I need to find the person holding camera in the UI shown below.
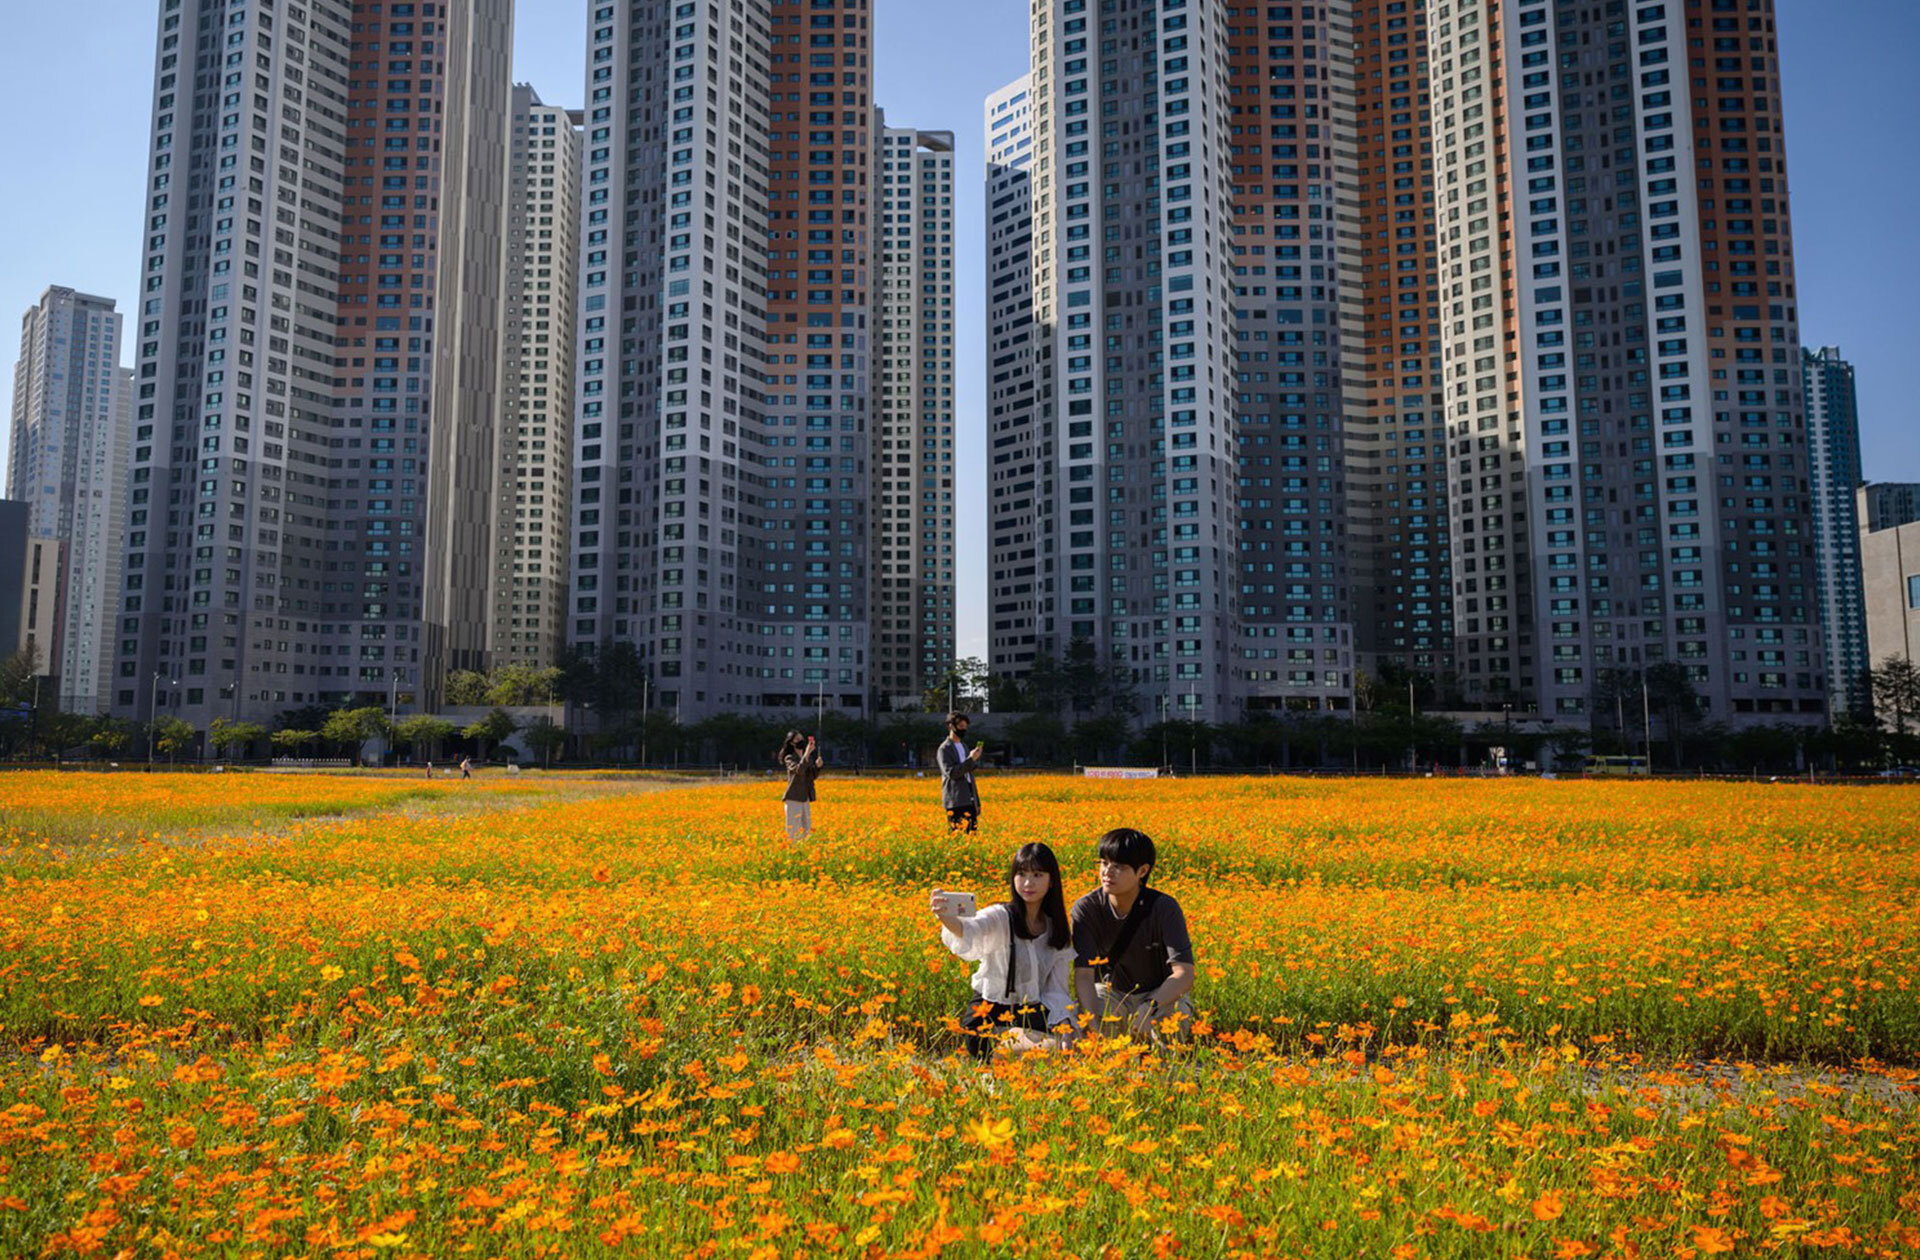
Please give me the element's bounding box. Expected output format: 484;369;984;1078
937;711;983;833
930;842;1075;1058
778;730;824;841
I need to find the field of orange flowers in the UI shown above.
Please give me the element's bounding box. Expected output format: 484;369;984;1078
1;771;1916;1258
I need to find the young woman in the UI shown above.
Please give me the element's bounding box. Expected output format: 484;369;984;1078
930;842;1075;1058
778;730;824;841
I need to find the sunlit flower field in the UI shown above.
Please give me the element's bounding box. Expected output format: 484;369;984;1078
2;771;1916;1258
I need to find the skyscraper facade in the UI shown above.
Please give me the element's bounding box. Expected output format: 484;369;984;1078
7;287;129;714
1338;0;1450;687
1425;0;1824;726
1021;0;1243;722
1803;346;1865;717
1224;3;1355;714
569;0;885;720
490;87;583;670
875;125;956;710
115;0;511;732
984;77;1043;690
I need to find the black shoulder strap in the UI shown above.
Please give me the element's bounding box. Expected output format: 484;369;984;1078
1103;889;1160;986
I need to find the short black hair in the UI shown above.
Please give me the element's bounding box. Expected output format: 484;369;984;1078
946;711;971;732
1096;828;1157;880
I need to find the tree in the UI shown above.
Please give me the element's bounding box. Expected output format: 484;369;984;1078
521;717;567;767
1070;714;1133;766
1644;662;1703;768
151;715;195;764
272;728;320;758
1004;712;1068;766
985;672;1030;713
0;644;41;707
1871;655;1920;737
923;656;989;715
207;719;266;760
486;663;563;708
322;706;390;765
463;707;519;763
90;718;134;759
391;714;456;763
444;669;491;707
876;715;945;767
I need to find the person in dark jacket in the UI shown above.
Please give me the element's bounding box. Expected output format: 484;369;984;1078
937;711;983;833
779;730;824;841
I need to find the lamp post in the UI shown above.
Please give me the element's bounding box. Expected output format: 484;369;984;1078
640;674;650;768
1407;678;1417;774
1501;700;1513;775
1642;677;1654;773
148;670;164;771
1160;693;1169;772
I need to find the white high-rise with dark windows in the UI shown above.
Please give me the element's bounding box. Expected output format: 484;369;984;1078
114;0;512;732
876;124;956;710
1426;0;1825;728
491;87;583;670
7;287;130;715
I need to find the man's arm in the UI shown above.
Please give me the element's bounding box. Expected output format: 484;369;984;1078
1146;960;1196;1011
1073;966;1102;1035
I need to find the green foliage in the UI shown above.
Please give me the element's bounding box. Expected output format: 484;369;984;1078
207;719;267;758
322;706;390;764
444;669;491;707
391;715;457;760
271;729;320;756
150;715;195;760
462;708;518;759
520;716;567;763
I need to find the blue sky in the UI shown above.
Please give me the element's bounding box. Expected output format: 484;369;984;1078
2;0;1913;664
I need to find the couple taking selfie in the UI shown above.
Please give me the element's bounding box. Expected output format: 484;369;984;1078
930;828;1195;1057
778;711;986;841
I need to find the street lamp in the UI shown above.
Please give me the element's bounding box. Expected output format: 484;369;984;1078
148;670;165;771
1501;701;1513;775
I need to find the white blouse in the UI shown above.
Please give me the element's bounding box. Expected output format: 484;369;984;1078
940;902;1075;1029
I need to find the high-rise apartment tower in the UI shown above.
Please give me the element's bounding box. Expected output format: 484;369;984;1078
1425;0;1824;726
490;87;583;670
7;287;129;714
875;124;956;710
115;0;512;732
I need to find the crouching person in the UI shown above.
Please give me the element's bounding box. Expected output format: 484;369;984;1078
930;843;1075;1058
1071;827;1196;1043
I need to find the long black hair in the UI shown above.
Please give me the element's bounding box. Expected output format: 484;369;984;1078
1005;842;1071;949
777;730;807;764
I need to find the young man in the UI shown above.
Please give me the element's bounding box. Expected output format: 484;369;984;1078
936;711;983;833
1070;828;1196;1041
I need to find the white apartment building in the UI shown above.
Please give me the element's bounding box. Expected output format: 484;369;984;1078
490;87;583;669
876;124;956;710
7;287;129;715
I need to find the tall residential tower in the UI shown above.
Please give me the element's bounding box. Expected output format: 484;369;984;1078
1425;0;1824;726
115;0;512;731
1804;345;1865;717
875;125;956;710
490;87;583;669
7;287;129;714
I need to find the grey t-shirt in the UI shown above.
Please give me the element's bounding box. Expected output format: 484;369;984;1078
1069;888;1193;996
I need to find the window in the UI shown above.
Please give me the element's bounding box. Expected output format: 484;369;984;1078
1909;575;1920;610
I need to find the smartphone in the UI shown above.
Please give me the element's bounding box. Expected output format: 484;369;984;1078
941;890;977;918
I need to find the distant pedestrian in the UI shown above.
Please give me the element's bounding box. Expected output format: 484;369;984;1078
424;761;433;780
938;711;983;833
779;730;825;841
460;756;472;780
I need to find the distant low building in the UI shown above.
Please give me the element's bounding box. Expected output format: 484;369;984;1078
1861;483;1920;534
1862;521;1920;678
